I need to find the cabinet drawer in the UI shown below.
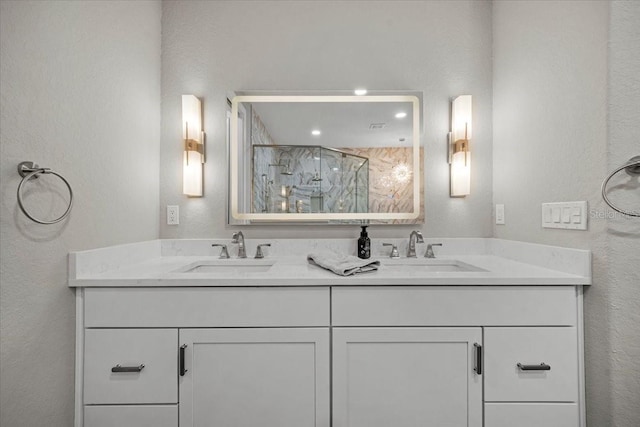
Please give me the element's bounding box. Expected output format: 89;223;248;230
484;327;578;402
84;329;177;404
84;287;329;327
485;403;578;427
84;405;177;427
332;286;577;326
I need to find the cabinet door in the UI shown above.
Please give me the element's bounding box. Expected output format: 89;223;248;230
179;328;330;427
333;327;482;427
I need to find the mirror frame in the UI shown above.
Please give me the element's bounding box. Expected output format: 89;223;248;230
230;95;421;222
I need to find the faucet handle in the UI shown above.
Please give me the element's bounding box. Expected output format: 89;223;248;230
255;243;271;259
425;243;443;258
382;243;400;258
211;244;230;259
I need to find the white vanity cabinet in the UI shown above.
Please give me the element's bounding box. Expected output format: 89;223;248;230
79;287;330;427
76;284;585;427
332;286;584;427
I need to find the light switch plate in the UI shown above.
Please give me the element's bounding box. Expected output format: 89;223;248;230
542;201;587;230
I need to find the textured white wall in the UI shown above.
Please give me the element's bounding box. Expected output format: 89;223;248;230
160;0;494;240
0;1;161;426
606;2;640;426
493;1;639;426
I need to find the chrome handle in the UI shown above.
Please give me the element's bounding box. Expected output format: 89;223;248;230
180;344;188;376
425;243;443;258
382;243;399;258
474;343;482;375
255;243;271;259
211;244;230;259
517;362;551;371
111;364;144;373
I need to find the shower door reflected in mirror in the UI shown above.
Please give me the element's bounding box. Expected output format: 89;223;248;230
229;95;423;224
253;145;368;215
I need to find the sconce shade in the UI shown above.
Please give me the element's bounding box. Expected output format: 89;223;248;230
452;95;472;141
450;150;471;196
449;95;472;197
182;95;204;197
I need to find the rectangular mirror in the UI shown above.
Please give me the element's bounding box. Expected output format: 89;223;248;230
229;94;422;224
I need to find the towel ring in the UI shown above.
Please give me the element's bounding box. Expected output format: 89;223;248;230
601;155;640;217
17;161;74;224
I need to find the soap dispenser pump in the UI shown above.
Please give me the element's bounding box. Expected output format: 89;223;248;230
357;226;371;259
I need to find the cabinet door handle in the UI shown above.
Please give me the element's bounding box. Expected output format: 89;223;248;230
474;343;482;375
179;344;188;376
111;364;144;373
517;362;551;371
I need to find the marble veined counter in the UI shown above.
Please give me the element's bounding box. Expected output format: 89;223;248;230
68;238;591;287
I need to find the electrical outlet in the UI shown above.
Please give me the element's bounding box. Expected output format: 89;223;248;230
167;205;179;225
496;204;505;225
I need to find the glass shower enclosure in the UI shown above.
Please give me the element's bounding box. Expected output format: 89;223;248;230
252;145;369;214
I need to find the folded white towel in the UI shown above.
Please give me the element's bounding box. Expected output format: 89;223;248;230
307;252;380;276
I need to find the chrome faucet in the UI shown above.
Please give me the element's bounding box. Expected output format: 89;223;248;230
231;231;247;258
407;230;424;258
425;243;443;259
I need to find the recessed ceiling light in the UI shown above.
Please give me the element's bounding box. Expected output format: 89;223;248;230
311;129;321;136
354;88;367;96
395;112;407;119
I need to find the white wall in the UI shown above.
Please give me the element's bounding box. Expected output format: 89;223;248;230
606;2;640;426
493;1;639;426
160;0;494;240
0;1;161;426
493;0;609;247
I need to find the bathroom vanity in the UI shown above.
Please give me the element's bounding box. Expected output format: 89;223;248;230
70;238;591;427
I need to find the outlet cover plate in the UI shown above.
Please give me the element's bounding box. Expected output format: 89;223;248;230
496;204;505;225
167;205;179;225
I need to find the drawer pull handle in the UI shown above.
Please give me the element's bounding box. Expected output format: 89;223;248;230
474;343;482;375
111;364;145;373
517;362;551;371
180;344;188;376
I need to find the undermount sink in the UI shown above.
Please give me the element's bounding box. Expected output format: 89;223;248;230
176;259;276;273
381;259;486;273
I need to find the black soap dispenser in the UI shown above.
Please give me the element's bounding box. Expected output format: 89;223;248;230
358;226;371;259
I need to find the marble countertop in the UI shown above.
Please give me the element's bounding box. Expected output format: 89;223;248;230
68;238;592;287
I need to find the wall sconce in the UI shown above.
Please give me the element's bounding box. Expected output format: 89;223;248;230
182;95;205;197
448;95;472;197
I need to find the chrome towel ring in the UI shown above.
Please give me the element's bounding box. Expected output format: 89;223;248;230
601;155;640;217
17;161;74;224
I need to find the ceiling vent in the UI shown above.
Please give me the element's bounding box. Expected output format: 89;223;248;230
369;123;386;130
